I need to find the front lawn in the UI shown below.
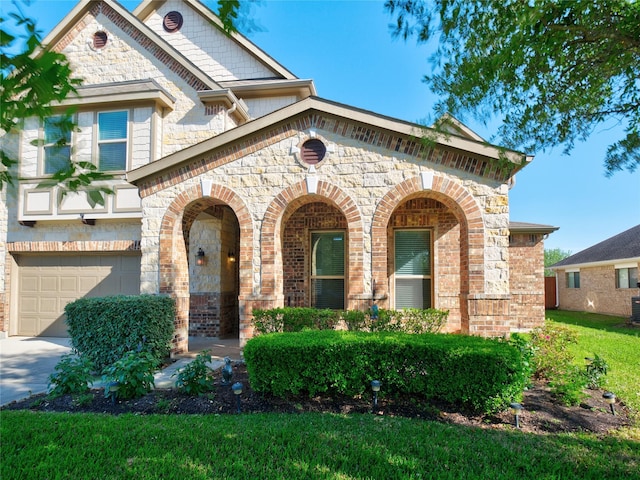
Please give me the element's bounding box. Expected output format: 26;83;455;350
545;310;640;413
2;410;639;479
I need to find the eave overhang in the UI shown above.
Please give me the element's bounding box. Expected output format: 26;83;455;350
127;96;530;186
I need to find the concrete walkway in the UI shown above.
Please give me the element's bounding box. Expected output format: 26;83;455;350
0;336;72;406
0;336;243;406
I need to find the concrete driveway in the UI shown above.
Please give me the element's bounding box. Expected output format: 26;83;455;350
0;336;71;406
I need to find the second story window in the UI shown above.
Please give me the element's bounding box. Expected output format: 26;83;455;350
43;116;72;174
98;111;128;171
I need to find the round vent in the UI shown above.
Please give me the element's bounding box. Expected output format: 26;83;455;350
301;139;327;165
163;11;183;33
92;31;108;49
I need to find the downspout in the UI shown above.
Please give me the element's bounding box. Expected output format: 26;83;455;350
224;102;237;132
555;271;560;308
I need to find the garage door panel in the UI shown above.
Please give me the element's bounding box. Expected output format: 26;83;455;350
17;254;141;337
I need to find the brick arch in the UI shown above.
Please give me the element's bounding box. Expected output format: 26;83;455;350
261;180;364;307
158;182;254;352
371;174;484;302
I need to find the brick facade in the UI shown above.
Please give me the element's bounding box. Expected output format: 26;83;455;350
0;0;552;349
556;264;640;317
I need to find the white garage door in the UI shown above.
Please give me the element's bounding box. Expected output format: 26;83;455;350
16;254;141;337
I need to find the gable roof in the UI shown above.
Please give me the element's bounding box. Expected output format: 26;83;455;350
127;95;529;186
133;0;298;80
40;0;314;115
551;224;640;268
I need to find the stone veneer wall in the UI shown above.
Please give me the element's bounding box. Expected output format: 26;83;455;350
509;233;546;331
556;264;640;317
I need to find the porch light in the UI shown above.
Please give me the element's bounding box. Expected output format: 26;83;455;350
196;248;206;266
228;250;236;262
510;402;523;428
603;392;616;415
371;380;381;409
232;382;243;413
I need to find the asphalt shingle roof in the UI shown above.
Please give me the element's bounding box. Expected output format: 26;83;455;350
551;224;640;268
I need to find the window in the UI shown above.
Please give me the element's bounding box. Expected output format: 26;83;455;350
566;271;580;289
616;267;638;289
43;116;72;174
395;230;432;309
98;111;128;171
311;232;345;309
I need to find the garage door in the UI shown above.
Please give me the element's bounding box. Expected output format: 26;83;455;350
16;254;141;337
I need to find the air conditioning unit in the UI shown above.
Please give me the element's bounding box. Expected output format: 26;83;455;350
631;296;640;324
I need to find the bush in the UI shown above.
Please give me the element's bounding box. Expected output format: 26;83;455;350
48;354;94;397
102;350;156;400
252;307;339;333
529;323;578;379
65;295;175;371
243;330;527;414
585;354;609;389
252;307;449;335
549;365;588;406
173;351;213;395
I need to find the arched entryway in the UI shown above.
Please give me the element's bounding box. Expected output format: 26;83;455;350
260;181;365;310
158;183;253;354
371;174;485;334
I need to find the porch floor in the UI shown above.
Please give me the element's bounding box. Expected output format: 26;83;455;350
176;337;243;361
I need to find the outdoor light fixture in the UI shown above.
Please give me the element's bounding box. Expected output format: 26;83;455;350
510;402;523;428
228;250;236;262
371;380;381;410
232;382;243;413
603;392;616;415
108;381;120;405
196;248;205;266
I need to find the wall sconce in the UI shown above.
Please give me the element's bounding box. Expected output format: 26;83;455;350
196;248;205;266
228;250;236;262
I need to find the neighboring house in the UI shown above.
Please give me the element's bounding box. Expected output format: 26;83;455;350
550;224;640;318
0;0;557;353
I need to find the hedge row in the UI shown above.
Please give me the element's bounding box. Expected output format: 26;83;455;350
65;295;175;371
243;330;527;414
252;307;449;334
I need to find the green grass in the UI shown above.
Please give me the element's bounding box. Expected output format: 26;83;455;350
2;410;639;480
545;310;640;413
3;313;639;479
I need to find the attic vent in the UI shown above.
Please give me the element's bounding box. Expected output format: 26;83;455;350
301;139;327;165
163;11;183;33
92;31;108;49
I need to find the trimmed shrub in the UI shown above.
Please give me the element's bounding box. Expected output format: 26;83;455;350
243;330;527;414
252;307;339;333
65;295;175;371
252;307;449;335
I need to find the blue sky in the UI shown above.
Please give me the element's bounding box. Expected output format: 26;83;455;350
6;0;639;254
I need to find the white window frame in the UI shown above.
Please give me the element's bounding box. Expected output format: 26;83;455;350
96;109;129;172
393;229;433;310
566;270;580;289
615;266;638;289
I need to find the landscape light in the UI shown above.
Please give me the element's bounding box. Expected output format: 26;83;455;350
510;402;523;428
603;392;616;415
232;382;243;413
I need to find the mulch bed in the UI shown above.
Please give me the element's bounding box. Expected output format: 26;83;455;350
2;361;633;435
